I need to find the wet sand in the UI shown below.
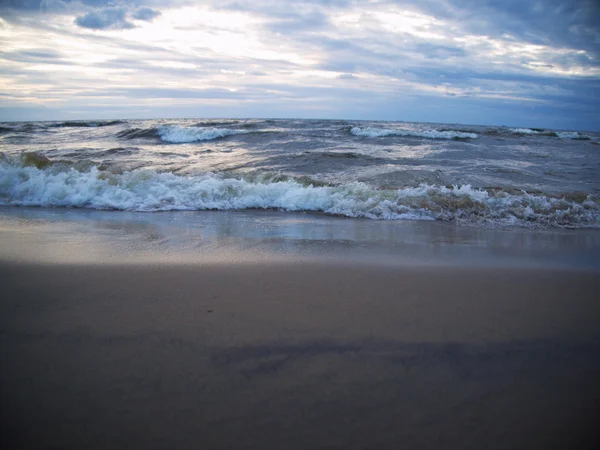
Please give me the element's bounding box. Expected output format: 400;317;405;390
2;262;600;450
1;209;600;449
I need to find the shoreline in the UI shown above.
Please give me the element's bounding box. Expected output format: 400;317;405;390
2;206;600;269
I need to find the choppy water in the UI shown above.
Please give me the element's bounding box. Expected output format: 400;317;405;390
1;118;599;228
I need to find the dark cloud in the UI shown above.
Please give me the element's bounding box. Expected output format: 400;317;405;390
0;0;40;8
407;65;599;90
132;7;160;21
413;42;466;59
218;0;599;59
0;0;115;10
406;0;600;57
74;7;134;30
266;10;330;34
0;48;71;64
1;2;162;29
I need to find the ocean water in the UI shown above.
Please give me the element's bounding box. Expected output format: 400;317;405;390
1;118;599;228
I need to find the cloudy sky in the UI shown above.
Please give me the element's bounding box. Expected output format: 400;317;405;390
1;0;599;129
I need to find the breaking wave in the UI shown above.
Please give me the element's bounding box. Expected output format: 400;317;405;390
508;128;591;139
1;158;597;228
116;126;245;143
157;126;244;143
510;128;543;135
555;131;591;140
350;126;479;140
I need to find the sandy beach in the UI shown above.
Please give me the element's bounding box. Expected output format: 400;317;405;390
1;208;600;449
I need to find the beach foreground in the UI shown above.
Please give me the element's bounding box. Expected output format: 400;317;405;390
1;209;600;449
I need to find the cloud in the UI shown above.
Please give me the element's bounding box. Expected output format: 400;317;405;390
74;7;134;30
132;7;160;22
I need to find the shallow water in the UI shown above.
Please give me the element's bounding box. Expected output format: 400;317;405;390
2;207;599;269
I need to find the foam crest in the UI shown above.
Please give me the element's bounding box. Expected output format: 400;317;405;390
555;131;591;140
157;126;244;143
1;162;598;228
510;128;540;134
509;128;591;139
351;127;478;140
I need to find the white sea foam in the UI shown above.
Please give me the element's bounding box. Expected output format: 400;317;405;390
510;128;539;134
1;162;598;228
555;131;590;140
157;126;244;143
350;127;478;140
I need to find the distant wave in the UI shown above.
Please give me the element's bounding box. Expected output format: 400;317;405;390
0;120;126;134
116;128;159;140
508;128;591;139
193;120;240;127
49;120;126;128
350;126;479;140
0;123;43;134
555;131;591;140
508;128;557;137
157;126;245;143
116;126;246;143
1;156;597;228
510;128;543;135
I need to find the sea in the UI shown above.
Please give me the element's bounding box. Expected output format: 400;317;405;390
1;118;599;229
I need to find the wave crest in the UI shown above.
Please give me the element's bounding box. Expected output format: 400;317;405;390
157;126;244;143
510;128;541;135
555;131;591;140
351;127;478;140
1;161;597;228
116;126;245;143
507;128;591;139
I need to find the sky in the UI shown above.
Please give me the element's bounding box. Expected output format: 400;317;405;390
0;0;599;130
